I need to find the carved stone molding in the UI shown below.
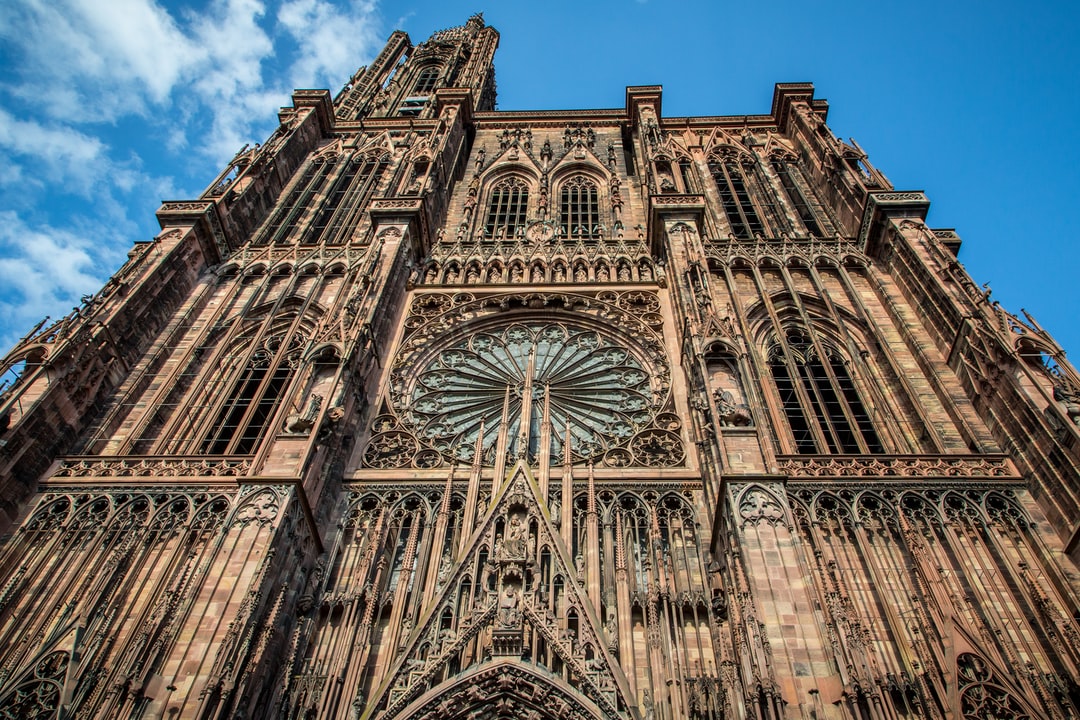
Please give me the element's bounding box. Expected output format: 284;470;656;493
778;454;1016;481
51;455;252;478
704;235;868;268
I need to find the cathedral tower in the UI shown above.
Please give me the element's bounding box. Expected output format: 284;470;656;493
0;15;1078;720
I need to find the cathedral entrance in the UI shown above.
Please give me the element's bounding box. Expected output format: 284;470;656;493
389;660;618;720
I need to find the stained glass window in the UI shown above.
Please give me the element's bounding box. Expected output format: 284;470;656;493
405;322;654;463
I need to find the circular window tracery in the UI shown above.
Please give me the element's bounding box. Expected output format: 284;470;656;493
404;321;656;464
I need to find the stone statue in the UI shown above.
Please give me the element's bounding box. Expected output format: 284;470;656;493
714;389;752;427
285;394;323;435
1054;385;1080;426
498;586;520;626
504;515;526;558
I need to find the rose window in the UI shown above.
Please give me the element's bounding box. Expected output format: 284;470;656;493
402;322;658;463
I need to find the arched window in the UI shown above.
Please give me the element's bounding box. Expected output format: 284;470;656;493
413;66;440;95
483;176;529;238
201;332;303;455
258;155;335;245
559;175;601;238
305;152;389;245
708;157;763;239
768;329;883;454
771;159;824;238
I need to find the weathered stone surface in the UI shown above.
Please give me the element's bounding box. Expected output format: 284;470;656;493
0;14;1077;720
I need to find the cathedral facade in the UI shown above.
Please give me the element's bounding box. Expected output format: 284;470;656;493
1;14;1079;720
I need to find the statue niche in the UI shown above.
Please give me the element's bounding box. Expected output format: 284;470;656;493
705;346;752;427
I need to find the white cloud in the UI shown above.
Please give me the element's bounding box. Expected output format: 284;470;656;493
0;211;129;349
0;0;199;120
0;0;385;164
278;0;381;90
0;0;386;346
0;109;140;197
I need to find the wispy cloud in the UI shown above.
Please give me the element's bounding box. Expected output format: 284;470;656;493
0;109;141;198
0;0;198;121
0;0;386;348
0;211;129;349
279;0;381;90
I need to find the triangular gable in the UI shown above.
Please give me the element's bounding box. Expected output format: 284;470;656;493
366;460;638;720
476;137;545;181
947;619;1042;718
548;142;612;182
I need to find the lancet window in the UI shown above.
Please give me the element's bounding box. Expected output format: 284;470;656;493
708;157;764;239
257;157;334;245
771;159;824;238
559;175;601;238
304;152;389;245
483;176;530;239
200;330;305;455
767;328;883;454
413;66;440;95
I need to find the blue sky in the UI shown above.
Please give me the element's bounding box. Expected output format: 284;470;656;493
1;0;1077;360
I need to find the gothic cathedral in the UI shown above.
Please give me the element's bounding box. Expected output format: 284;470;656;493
1;15;1079;720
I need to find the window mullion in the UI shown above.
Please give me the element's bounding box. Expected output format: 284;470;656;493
812;350;868;453
797;360;838;453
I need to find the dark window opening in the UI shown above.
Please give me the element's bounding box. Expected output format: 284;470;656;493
413;67;440;95
772;160;824;237
258;160;328;245
709;159;764;239
560;175;601;238
770;330;883;454
484;177;529;239
201;346;293;455
306;154;388;245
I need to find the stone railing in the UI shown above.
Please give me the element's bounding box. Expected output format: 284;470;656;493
52;455;252;478
778;454;1016;480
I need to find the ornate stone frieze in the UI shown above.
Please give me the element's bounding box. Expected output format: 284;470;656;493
704;234;868;267
52;455;252;478
778;454;1016;480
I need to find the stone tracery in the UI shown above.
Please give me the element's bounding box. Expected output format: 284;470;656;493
364;291;683;469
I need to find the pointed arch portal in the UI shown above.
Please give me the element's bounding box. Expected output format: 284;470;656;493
385;657;623;720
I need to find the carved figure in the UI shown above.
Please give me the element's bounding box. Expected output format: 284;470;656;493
504;515;526;558
285;394;323;434
714;389;752;427
1054;385;1080;426
498;586;520;626
642;689;656;720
